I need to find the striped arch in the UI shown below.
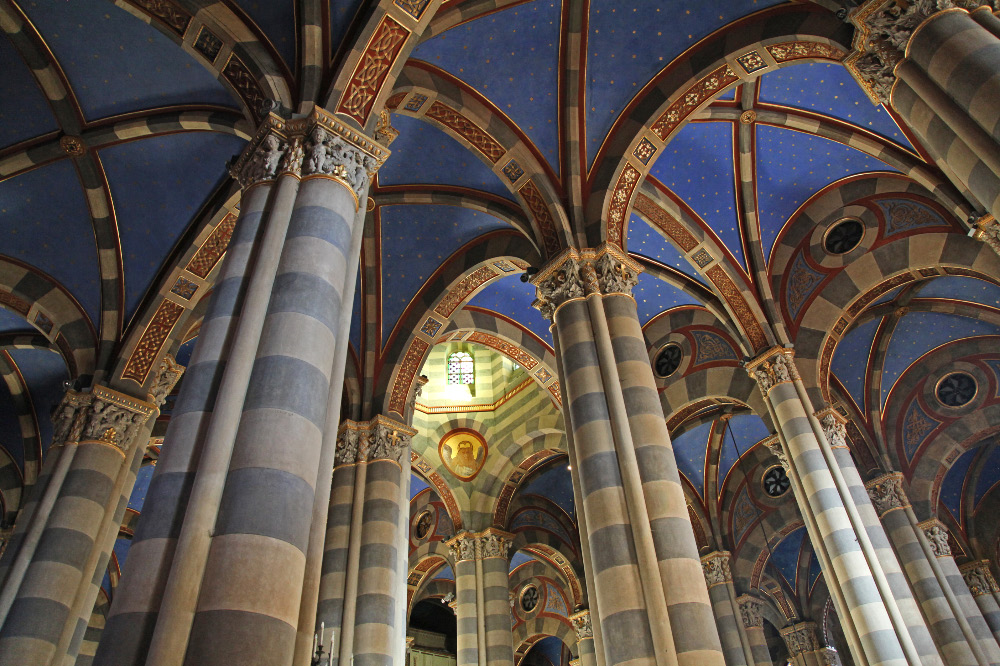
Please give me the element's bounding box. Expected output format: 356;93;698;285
373;187;535;242
792;236;1000;409
409;578;456;618
0;350;40;489
388;62;570;258
376;231;544;420
588;4;852;246
0;444;23;527
407;546;453;617
114;0;294;119
0;108;252;183
510;539;584;609
490;437;565;528
420;0;527;41
513;620;578;664
411;450;465;531
0;258;97;381
323;0;447;132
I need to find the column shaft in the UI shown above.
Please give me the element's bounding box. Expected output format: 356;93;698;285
454;558;479;666
183;174;356;665
319;459;359;666
736;596;772;666
960;562;1000;644
481;553;513;666
94;181;273;666
702;553;748;666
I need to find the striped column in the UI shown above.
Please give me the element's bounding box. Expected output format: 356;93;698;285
535;245;725;666
446;530;514;666
94;177;276;666
0;385;156;666
181;114;386;666
747;347;941;666
571;610;597;666
917;519;1000;664
960;562;1000;643
449;534;481;666
701;552;749;666
319;418;414;666
817;413;941;665
865;473;983;665
479;531;514;666
849;3;1000;232
353;417;413;666
736;596;772;666
779;622;823;666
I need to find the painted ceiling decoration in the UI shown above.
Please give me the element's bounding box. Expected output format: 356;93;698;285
3;0;1000;663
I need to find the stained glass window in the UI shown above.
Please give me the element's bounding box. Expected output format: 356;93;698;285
447;351;474;385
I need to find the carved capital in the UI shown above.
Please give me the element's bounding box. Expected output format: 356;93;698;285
737;595;764;628
746;347;796;394
815;408;849;449
570;609;593;640
701;551;733;587
780;621;820;658
865;472;910;517
822;647;844;666
56;385;157;452
336;416;415;466
148;354;184;407
845;0;997;104
960;560;1000;597
447;528;513;562
763;435;789;470
972;214;1000;256
531;245;643;319
447;532;478;563
918;518;952;557
229;108;390;196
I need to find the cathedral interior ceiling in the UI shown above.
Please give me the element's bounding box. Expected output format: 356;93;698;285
1;0;1000;628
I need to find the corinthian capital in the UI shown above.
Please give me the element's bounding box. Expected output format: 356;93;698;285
960;560;1000;597
447;532;478;563
52;385;157;453
701;551;733;587
763;435;789;470
972;214;1000;256
368;415;415;463
815;408;849;449
477;528;514;559
229;118;293;188
846;0;997;104
531;244;643;319
918;518;952;558
737;595;764;628
781;621;820;658
865;472;909;517
148;354;184;408
570;609;593;640
335;422;362;466
746;348;796;394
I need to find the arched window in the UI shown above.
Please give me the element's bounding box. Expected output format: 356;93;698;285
447;351;474;385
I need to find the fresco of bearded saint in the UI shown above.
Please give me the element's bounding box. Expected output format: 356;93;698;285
441;437;485;480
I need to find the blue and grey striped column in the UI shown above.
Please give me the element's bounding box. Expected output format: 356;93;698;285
536;245;725;666
701;552;750;666
960;561;1000;644
95;169;276;666
448;533;481;666
0;385;156;666
736;596;772;666
748;348;941;666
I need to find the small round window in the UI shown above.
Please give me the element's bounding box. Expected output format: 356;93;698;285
762;465;790;498
654;343;682;378
824;218;865;255
519;584;539;613
414;510;433;539
936;372;977;408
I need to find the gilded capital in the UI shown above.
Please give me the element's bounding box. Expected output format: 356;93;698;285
918;518;952;558
845;0;997;105
52;385;157;453
746;347;796;394
701;551;733;587
148;354;184;408
972;214;1000;256
531;244;642;319
335;416;415;466
570;609;593;640
815;408;849;449
960;560;1000;597
447;532;478;563
446;528;514;562
780;621;820;658
737;595;764;628
865;472;909;517
763;435;789;470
